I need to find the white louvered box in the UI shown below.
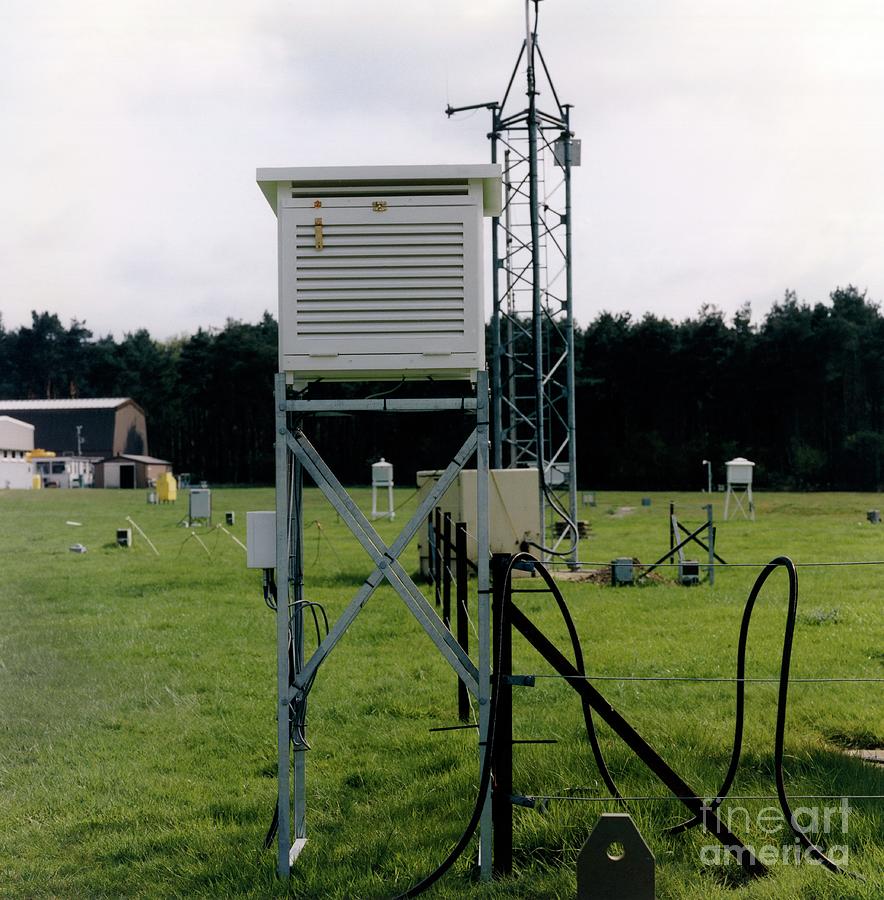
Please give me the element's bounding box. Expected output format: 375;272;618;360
257;165;501;381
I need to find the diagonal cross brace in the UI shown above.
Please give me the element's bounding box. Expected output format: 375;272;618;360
638;520;712;580
286;428;480;696
676;519;726;565
508;601;768;878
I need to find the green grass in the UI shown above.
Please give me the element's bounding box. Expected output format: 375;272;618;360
0;488;881;898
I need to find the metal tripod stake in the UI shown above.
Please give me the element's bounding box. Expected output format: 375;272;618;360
273;372;492;879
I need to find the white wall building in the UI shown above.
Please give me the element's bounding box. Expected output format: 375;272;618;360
32;456;94;488
0;416;35;489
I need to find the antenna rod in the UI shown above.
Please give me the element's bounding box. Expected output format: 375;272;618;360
525;1;547;539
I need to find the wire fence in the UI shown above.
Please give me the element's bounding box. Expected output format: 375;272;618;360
525;673;884;684
528;793;884;804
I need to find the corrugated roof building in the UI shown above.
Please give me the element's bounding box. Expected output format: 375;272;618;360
0;398;148;459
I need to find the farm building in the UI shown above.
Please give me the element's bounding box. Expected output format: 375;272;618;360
0;398;148;459
0;416;36;489
94;454;172;489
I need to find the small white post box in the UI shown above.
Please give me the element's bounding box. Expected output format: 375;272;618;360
724;457;755;521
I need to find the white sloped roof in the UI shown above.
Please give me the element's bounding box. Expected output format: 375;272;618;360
0;398;133;411
0;415;35;430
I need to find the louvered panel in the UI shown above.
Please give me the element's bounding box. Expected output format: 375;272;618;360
292;181;470;198
292;214;468;340
299;252;463;274
299;309;464;322
313;223;464;235
296;243;463;260
297;299;464;312
300;320;465;335
297;275;462;290
298;266;463;288
296;238;464;248
296;223;464;248
295;287;463;301
279;201;483;376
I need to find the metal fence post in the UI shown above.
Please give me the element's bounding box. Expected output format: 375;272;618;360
434;507;443;608
491;552;513;876
442;512;452;630
456;522;470;722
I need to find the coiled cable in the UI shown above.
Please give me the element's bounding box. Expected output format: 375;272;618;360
666;556;849;875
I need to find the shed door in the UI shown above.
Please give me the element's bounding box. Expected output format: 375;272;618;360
120;464;136;489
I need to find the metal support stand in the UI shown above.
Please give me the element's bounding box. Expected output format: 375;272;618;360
724;483;755;521
272;372;492;880
371;479;394;521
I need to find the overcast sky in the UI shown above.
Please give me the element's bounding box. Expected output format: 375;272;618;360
2;0;882;340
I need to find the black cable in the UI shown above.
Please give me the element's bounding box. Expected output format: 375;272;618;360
262;802;279;850
523;538;579;558
263;597;329;848
365;377;406;400
504;553;624;804
395;549;617;897
263;570;277;611
663;557;851;875
392;485;423;514
392;659;498;898
524;479;579;558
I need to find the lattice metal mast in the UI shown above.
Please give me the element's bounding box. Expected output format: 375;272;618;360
447;0;580;566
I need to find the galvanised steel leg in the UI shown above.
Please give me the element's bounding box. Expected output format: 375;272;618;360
274;374;292;877
292;456;307;861
562;113;580;570
476;370;492;879
456;522;470;723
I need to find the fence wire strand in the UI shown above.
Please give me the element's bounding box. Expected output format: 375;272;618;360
528;793;884;803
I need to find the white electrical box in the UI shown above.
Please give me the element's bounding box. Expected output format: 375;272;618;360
189;488;211;522
246;511;277;569
256;165;501;382
415;468;541;575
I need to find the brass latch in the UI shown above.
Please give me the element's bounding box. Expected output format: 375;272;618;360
372;201;388;212
313;217;323;250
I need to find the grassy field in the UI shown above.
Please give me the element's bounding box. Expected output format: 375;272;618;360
0;487;881;899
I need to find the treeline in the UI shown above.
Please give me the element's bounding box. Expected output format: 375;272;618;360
579;286;884;490
1;285;883;490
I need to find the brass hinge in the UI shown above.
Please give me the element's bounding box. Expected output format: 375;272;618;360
372;201;388;212
314;217;323;250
